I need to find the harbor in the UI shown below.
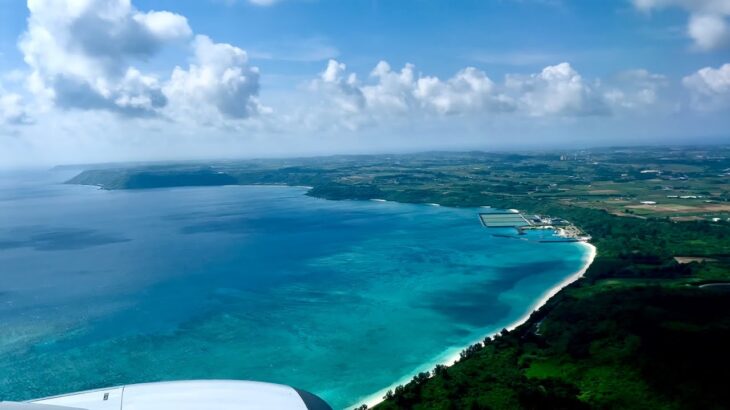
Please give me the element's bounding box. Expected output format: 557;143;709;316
479;209;591;242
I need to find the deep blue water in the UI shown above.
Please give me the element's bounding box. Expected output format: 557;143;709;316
0;170;588;409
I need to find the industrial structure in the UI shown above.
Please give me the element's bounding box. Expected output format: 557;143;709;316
479;210;591;243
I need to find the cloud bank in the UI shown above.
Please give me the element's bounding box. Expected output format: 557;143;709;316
308;59;668;130
2;0;719;131
0;0;727;167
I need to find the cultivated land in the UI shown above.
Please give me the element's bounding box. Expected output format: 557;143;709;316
68;146;730;410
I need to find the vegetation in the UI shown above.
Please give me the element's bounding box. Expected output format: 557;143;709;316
67;146;730;409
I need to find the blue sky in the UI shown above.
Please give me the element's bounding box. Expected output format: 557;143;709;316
2;1;720;80
0;0;728;166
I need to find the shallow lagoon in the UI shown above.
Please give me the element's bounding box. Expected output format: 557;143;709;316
0;171;589;409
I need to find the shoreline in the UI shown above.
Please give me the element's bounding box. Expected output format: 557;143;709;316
353;241;597;409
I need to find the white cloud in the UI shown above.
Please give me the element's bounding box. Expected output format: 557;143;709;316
415;67;499;114
688;13;729;50
682;63;730;110
602;69;668;110
315;59;365;113
164;35;263;121
133;10;193;40
361;61;419;114
0;75;31;125
0;73;33;125
0;92;30;125
19;0;192;116
633;0;730;50
313;59;512;122
308;60;671;130
505;62;608;116
17;0;263;123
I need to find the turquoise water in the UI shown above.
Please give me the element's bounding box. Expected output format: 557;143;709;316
0;170;589;409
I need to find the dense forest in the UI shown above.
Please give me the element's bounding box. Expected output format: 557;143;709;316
368;204;730;410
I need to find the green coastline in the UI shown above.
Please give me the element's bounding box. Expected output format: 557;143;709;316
65;146;730;409
355;242;597;409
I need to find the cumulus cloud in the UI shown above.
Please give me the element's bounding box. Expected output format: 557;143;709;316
633;0;730;50
315;60;365;114
505;62;608;116
361;61;419;114
19;0;191;116
682;63;730;110
16;0;263;123
415;67;507;114
309;60;670;129
313;59;512;120
164;35;263;121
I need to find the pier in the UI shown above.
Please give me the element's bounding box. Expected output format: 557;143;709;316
479;210;590;242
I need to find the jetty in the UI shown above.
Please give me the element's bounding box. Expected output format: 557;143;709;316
479;210;590;242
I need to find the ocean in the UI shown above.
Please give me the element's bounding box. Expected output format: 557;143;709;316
0;170;589;409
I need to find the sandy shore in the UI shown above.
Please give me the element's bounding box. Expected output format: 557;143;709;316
353;242;597;409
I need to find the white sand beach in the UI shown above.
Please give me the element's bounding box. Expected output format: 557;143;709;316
354;242;597;409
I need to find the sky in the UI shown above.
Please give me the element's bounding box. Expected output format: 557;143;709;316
0;0;729;167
